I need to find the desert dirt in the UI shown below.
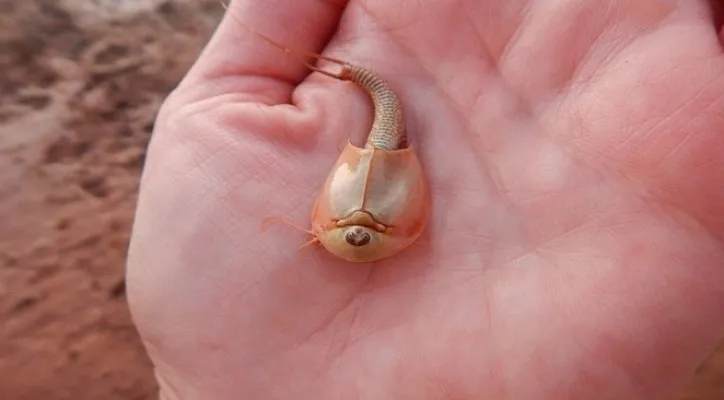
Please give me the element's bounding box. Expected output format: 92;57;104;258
0;0;722;399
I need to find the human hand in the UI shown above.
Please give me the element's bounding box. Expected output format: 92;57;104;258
126;0;724;398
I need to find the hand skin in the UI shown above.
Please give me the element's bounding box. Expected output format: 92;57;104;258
126;0;724;398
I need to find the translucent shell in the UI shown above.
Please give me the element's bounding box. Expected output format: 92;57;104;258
218;2;431;262
310;142;430;263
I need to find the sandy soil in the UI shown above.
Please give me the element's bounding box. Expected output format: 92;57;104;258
0;0;721;399
0;1;220;398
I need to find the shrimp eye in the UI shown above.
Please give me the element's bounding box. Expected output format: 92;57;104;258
345;227;371;247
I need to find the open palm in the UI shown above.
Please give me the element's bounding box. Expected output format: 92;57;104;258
126;0;724;398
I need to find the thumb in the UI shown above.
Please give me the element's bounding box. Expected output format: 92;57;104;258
180;0;348;103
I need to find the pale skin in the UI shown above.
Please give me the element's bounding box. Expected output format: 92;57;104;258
126;0;724;398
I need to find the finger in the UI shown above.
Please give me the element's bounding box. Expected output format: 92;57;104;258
180;0;348;99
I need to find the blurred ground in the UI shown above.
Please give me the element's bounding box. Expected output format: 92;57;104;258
0;0;721;399
0;0;221;398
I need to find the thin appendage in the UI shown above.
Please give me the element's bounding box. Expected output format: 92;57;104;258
220;0;350;80
261;216;320;252
261;215;314;235
298;237;320;251
219;1;407;150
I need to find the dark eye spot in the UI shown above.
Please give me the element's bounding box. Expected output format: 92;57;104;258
345;228;371;247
